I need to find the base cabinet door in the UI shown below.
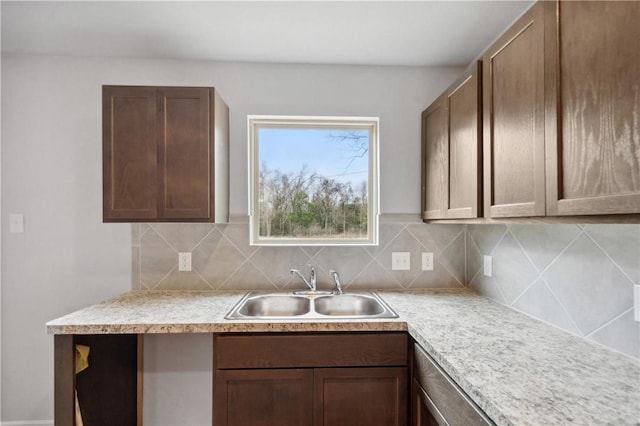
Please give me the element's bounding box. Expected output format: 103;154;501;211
411;378;440;426
213;369;313;426
314;367;408;426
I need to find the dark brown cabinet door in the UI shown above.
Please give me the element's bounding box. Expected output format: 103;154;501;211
422;95;448;219
103;86;157;220
411;379;440;426
103;85;224;222
213;369;314;426
422;63;482;221
156;87;212;219
545;0;640;216
446;62;482;219
313;367;408;426
483;2;546;218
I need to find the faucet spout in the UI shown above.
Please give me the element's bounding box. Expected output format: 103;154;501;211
290;268;315;291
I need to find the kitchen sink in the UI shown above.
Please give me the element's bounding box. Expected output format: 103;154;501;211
314;294;385;316
225;291;398;320
238;295;310;317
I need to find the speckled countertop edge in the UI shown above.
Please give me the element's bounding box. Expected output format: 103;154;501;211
46;289;640;426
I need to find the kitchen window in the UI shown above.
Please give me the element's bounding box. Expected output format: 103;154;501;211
248;115;379;246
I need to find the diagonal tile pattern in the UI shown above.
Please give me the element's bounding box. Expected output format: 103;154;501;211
136;216;466;293
134;220;639;359
467;224;640;359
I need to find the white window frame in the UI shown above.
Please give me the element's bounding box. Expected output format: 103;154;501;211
248;115;379;246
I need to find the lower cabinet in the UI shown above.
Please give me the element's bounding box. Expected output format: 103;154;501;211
213;332;409;426
411;343;493;426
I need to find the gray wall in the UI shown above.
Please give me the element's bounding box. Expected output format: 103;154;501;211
1;53;458;423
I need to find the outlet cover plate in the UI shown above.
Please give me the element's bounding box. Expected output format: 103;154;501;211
421;252;434;271
634;285;640;322
483;255;492;277
179;252;192;272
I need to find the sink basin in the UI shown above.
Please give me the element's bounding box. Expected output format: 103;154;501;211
238;295;310;317
225;292;398;320
314;294;385;316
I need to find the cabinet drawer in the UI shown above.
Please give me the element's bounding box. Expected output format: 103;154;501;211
414;344;493;425
215;332;408;369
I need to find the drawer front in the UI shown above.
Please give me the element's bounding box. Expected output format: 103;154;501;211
215;332;408;369
414;344;493;425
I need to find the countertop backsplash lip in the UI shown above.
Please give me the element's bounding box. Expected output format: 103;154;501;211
46;288;640;426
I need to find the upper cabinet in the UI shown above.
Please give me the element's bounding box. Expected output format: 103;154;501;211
483;2;546;218
544;0;640;216
423;0;639;222
103;85;229;222
422;62;482;220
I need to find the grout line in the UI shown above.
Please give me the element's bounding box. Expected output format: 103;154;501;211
488;226;510;256
152;265;179;290
584;306;633;339
189;224;218;252
347;256;376;286
507;228;544;304
435;250;465;288
465;231;483;282
536;229;585;276
491;275;510;306
191;266;215;290
147;224;179;254
542;277;584;337
582;227;639;285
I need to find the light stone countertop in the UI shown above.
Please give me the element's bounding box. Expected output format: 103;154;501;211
46;289;640;426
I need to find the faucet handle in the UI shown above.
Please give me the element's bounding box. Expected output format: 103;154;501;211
329;270;343;295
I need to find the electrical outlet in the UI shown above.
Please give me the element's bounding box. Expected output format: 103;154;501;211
421;252;434;271
391;252;410;271
483;255;492;277
634;285;640;322
178;252;192;272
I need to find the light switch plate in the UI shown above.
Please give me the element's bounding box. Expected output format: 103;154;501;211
391;252;410;271
179;252;192;272
421;252;434;271
483;255;492;277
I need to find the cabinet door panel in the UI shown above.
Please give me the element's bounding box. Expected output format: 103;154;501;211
314;367;407;426
446;62;482;218
213;369;313;426
422;98;448;219
411;378;442;426
157;87;212;219
546;0;640;215
484;2;545;218
103;86;157;220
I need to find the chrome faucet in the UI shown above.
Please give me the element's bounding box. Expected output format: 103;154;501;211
329;270;343;295
290;266;316;292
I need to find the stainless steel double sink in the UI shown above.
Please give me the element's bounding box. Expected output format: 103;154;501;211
225;291;398;320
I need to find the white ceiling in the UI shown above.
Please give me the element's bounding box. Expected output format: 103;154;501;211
1;1;533;67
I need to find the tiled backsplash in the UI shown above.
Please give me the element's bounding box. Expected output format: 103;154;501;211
133;218;466;292
133;220;639;359
467;224;639;359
